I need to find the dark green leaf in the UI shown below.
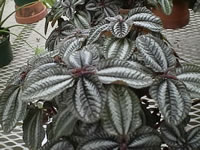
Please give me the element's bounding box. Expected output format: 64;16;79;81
149;79;192;125
40;140;74;150
103;85;142;136
97;59;153;89
0;86;26;133
23;108;45;150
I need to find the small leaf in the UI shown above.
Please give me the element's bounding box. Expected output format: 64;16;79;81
40;140;74;150
21;63;74;102
136;34;176;72
52;108;77;140
97;59;153;89
77;132;119;150
149;79;192;125
103;85;142;136
129;126;162;150
23;108;45;150
73;75;106;122
187;126;200;149
158;0;173;15
107;15;131;38
176;64;200;98
0;86;26;133
126;7;162;32
103;37;135;60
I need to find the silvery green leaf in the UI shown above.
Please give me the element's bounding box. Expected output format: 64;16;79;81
45;29;60;51
129;126;162;150
160;123;186;149
73;0;85;6
40;140;74;150
77;132;119;150
59;37;86;59
66;49;99;68
73;11;91;29
23;109;45;150
73;75;106;122
136;34;176;72
149;79;191;125
108;15;131;38
97;59;153;89
176;64;200;98
103;37;135;60
104;5;119;17
52;108;77;140
103;85;142;136
85;0;98;11
187;126;200;149
0;86;26;133
158;0;173;15
126;7;162;32
87;21;108;44
21;63;74;102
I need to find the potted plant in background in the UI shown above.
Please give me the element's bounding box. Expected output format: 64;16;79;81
1;0;200;150
0;0;13;67
14;0;48;24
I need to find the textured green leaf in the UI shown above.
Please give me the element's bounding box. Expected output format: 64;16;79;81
66;47;99;68
0;86;26;133
158;0;173;15
129;126;162;150
73;11;91;29
21;63;74;102
103;37;135;60
136;34;176;72
52;108;77;140
176;64;200;98
126;7;162;32
107;15;131;38
160;123;186;149
59;37;86;59
187;126;200;149
40;140;74;150
103;85;142;136
73;75;106;122
97;59;153;89
87;21;108;44
23;108;45;150
149;79;191;125
77;132;119;150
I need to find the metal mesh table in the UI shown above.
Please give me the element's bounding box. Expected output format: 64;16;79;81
1;5;200;149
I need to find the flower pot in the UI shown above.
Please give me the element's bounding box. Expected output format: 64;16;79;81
0;31;13;67
152;0;190;29
14;0;37;7
15;1;48;24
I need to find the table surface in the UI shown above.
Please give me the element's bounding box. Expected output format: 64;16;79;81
1;1;200;149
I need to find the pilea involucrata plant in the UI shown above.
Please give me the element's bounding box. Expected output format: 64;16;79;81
1;0;200;150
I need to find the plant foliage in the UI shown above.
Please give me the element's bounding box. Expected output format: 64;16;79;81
1;0;200;150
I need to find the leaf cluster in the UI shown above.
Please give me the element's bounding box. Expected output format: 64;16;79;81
1;1;200;150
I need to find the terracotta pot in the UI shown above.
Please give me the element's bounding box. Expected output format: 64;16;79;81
0;30;13;67
152;0;190;29
15;1;48;24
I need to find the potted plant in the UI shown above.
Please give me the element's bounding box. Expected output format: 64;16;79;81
1;0;200;150
14;0;48;24
0;0;13;67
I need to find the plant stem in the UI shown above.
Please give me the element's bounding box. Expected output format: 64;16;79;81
0;29;34;50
